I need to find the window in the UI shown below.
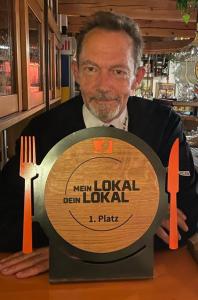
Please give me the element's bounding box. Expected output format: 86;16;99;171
55;38;61;98
0;0;15;96
48;30;53;99
29;8;42;93
48;0;58;21
0;0;22;118
20;0;44;109
0;0;61;122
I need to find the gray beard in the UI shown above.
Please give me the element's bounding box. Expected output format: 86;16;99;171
88;103;120;122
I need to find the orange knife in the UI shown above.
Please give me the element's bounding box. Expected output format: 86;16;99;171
167;138;179;249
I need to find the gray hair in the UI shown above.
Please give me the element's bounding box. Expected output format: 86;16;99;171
76;11;143;72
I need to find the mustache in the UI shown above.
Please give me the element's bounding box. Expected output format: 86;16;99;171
90;91;119;102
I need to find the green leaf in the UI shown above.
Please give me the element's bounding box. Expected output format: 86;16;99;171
182;13;190;24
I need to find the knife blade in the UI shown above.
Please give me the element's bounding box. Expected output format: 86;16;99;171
167;138;179;250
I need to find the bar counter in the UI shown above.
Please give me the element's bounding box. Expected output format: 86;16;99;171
0;247;197;300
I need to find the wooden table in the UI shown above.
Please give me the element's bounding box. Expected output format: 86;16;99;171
0;247;197;300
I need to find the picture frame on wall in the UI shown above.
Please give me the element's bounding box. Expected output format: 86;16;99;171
137;77;153;99
155;83;176;99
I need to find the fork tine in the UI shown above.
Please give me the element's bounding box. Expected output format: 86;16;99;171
20;136;24;164
20;136;36;163
24;136;27;162
32;136;36;164
28;136;32;163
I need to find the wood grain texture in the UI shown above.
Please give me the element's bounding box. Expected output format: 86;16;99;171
58;0;197;53
0;247;197;299
45;137;159;253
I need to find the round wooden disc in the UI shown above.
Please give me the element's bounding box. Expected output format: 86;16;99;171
44;135;160;254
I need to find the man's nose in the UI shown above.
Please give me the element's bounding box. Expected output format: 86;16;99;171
97;70;112;91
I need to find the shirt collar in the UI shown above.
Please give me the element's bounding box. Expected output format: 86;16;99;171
82;104;128;131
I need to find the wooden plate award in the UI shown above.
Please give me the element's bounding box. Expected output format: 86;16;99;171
33;127;168;283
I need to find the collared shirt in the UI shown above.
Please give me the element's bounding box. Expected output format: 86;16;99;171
82;104;128;131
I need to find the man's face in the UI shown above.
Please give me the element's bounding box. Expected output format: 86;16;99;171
73;28;141;123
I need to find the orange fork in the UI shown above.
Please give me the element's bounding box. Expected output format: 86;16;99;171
19;136;37;253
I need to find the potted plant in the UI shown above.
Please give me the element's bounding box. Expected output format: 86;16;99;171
176;0;198;23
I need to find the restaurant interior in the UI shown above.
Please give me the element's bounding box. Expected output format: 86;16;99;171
0;1;197;299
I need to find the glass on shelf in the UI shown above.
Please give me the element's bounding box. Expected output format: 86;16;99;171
48;31;53;100
176;82;197;102
0;0;15;96
173;57;198;102
28;8;42;93
186;127;198;147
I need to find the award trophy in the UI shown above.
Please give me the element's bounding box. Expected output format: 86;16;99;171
31;127;168;282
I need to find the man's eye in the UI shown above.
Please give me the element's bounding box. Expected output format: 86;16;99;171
84;66;97;73
113;69;128;78
114;69;123;74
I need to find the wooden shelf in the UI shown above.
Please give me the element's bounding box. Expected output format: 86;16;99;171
173;101;198;107
0;104;46;131
50;97;61;105
180;115;198;121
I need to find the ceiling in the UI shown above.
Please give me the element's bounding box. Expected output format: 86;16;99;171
58;0;197;54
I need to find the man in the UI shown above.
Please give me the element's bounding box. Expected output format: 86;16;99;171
0;11;197;278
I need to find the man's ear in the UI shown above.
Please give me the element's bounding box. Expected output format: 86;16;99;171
71;60;80;84
131;66;145;90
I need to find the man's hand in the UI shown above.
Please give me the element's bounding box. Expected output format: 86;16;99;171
156;208;189;244
0;247;49;278
0;209;189;279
